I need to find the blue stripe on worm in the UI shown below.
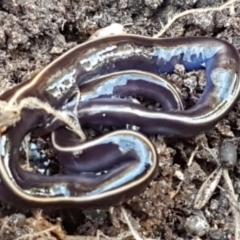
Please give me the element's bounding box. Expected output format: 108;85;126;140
0;35;239;208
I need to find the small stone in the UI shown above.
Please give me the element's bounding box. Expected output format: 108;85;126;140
185;213;210;236
209;199;219;211
144;0;163;10
10;213;26;228
209;229;226;240
220;140;237;168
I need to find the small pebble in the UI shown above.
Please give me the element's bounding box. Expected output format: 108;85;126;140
185;214;210;236
10;213;26;227
220;140;237;168
88;23;126;41
209;199;219;211
209;229;226;240
219;196;229;209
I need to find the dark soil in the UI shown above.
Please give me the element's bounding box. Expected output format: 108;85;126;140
0;0;240;239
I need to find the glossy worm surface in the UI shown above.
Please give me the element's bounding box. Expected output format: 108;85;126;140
0;35;239;209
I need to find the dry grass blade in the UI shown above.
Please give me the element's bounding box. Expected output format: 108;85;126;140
194;166;223;210
222;169;240;240
14;226;60;240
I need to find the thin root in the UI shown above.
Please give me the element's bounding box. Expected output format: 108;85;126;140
153;0;240;38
